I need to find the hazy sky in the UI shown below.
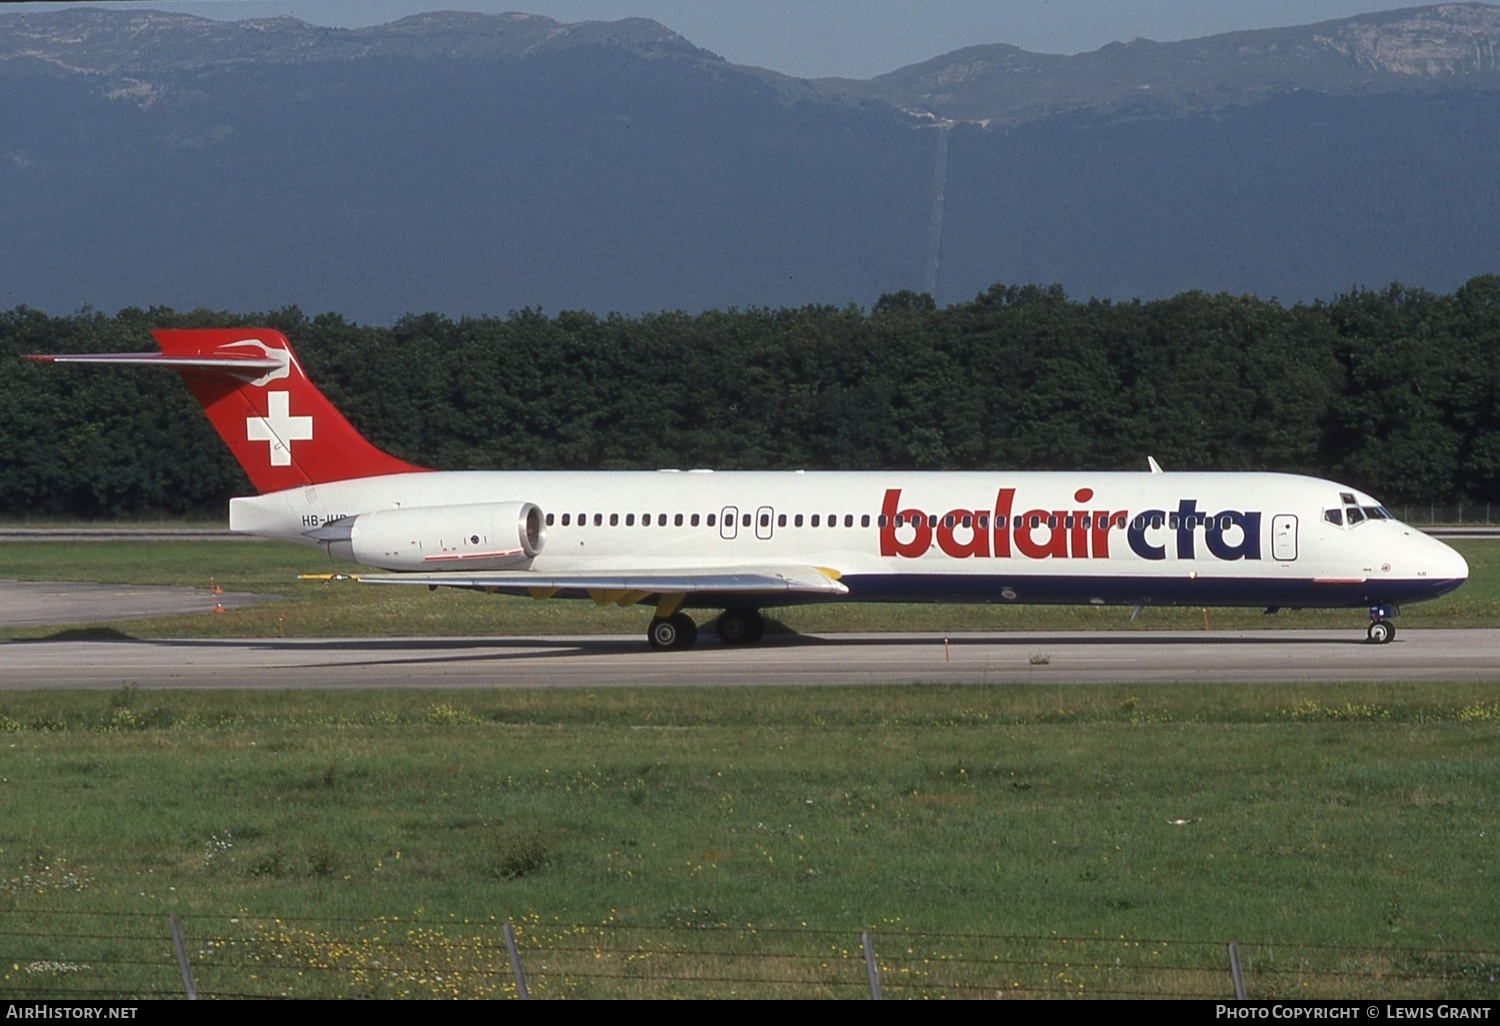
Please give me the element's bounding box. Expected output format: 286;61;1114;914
17;0;1421;77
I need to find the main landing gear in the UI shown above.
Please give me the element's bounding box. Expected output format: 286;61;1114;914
1366;604;1397;645
644;608;767;650
647;611;698;651
716;608;765;646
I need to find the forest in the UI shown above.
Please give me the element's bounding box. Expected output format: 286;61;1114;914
2;277;1497;517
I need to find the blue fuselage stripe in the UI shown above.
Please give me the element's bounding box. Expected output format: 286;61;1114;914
683;574;1464;610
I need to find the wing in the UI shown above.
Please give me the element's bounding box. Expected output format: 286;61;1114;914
357;564;848;613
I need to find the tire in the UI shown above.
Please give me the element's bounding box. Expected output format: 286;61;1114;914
716;608;765;645
1366;620;1395;644
648;612;697;651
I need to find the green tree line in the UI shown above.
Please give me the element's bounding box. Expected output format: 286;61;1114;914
2;278;1498;517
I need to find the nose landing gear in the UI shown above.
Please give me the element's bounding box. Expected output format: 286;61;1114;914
1366;604;1397;644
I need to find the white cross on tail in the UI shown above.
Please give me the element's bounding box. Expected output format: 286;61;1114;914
246;390;313;466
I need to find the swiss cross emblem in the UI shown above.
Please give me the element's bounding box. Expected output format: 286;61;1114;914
246;391;313;466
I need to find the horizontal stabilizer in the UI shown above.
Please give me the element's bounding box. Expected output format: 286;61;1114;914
27;353;285;376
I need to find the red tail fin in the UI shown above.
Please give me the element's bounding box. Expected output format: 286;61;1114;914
33;328;426;493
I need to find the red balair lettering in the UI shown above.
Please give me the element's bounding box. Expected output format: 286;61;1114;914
880;487;1123;561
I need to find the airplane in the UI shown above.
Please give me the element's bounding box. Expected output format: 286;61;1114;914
31;328;1469;649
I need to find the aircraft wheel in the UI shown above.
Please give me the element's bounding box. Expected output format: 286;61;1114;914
716;608;765;645
1367;619;1395;644
648;612;698;651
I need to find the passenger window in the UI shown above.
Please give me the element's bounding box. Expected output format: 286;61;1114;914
812;514;821;527
829;514;837;528
861;514;871;528
675;513;684;527
545;513;555;526
845;515;854;528
561;513;571;526
610;513;619;526
691;513;700;527
795;514;804;527
742;513;751;527
707;513;716;527
577;513;586;526
626;513;636;526
777;514;787;527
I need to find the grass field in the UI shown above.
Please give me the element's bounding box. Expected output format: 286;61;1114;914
0;537;1495;640
0;684;1497;998
0;539;1496;998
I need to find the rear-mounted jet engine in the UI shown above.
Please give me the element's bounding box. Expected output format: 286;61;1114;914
306;502;545;572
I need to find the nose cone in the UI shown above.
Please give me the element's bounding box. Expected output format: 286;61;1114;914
1412;531;1469;601
1435;537;1470;584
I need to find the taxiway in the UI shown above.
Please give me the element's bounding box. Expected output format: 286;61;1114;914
2;629;1496;689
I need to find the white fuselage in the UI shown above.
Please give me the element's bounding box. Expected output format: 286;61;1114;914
229;469;1468;611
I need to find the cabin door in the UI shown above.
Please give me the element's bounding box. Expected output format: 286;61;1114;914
1272;514;1298;561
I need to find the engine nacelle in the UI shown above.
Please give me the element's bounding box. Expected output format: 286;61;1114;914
309;502;545;572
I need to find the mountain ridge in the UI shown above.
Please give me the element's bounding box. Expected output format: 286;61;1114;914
0;8;718;75
0;4;1497;320
833;2;1500;123
8;4;1500;122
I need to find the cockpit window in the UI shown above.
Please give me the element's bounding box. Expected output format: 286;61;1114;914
1345;507;1365;525
1363;506;1390;520
1324;509;1343;526
1340;492;1357;504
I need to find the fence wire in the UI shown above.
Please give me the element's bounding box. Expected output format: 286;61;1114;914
1398;505;1496;525
2;909;1496;999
